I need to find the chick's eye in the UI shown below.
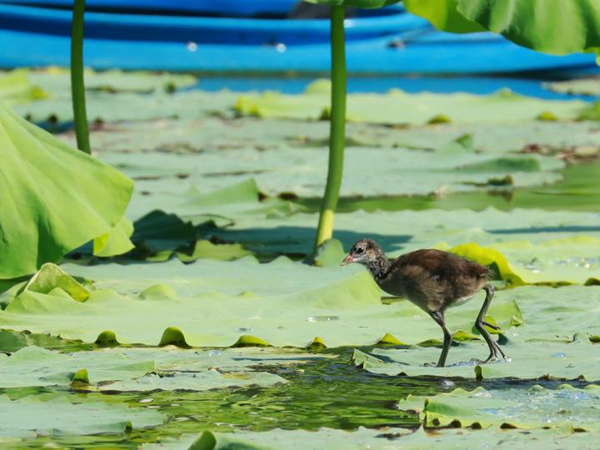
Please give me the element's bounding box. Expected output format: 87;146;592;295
355;247;364;254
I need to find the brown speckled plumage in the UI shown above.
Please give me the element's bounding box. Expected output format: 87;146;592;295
342;239;505;367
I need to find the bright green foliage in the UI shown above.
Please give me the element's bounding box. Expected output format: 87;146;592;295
0;394;163;437
0;106;133;279
403;0;484;33
93;217;135;257
404;0;600;55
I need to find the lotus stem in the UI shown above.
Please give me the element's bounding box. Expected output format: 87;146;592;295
71;0;91;154
315;5;346;249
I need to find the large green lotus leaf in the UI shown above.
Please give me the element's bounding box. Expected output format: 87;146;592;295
399;385;600;431
143;425;598;450
0;106;133;278
457;0;600;55
0;70;46;107
16;89;237;124
93;216;135;257
0;258;531;347
26;68;197;96
353;337;600;380
403;0;600;55
235;82;587;124
0;346;328;391
100;146;563;201
544;78;600;97
403;0;484;33
0;394;163;438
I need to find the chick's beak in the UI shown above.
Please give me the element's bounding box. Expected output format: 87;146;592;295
340;254;354;266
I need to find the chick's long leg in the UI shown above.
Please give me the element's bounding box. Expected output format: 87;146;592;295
475;285;506;362
430;310;452;368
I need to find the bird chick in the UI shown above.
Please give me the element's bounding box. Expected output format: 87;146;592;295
342;238;505;367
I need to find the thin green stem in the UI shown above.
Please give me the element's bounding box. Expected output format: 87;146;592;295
71;0;90;154
315;5;346;249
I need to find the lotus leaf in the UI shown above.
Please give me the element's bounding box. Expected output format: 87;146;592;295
0;394;163;438
399;384;600;431
0;70;46;106
26;68;197;95
0;106;133;278
0;258;537;348
403;1;600;55
544;78;600;97
0;346;329;391
443;238;600;286
143;424;598;450
93;216;135;257
203;207;600;285
16;89;237;124
235;82;587;124
57;116;600;158
100;146;563;202
353;339;600;380
403;0;484;34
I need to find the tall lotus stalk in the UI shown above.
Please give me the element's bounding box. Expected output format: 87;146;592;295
71;0;91;154
315;5;346;249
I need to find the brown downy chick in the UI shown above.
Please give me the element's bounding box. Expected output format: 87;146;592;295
342;238;505;367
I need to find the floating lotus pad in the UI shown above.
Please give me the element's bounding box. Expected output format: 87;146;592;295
202;207;600;285
0;394;163;438
6;264;599;348
56;116;600;157
26;68;197;95
142;424;599;450
399;384;600;431
0;345;328;391
544;78;600;97
353;339;600;380
235;81;588;124
0;70;46;107
99;145;564;200
0;259;530;348
16;89;237;124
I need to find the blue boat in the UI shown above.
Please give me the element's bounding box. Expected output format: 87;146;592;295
0;2;596;74
0;0;300;17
